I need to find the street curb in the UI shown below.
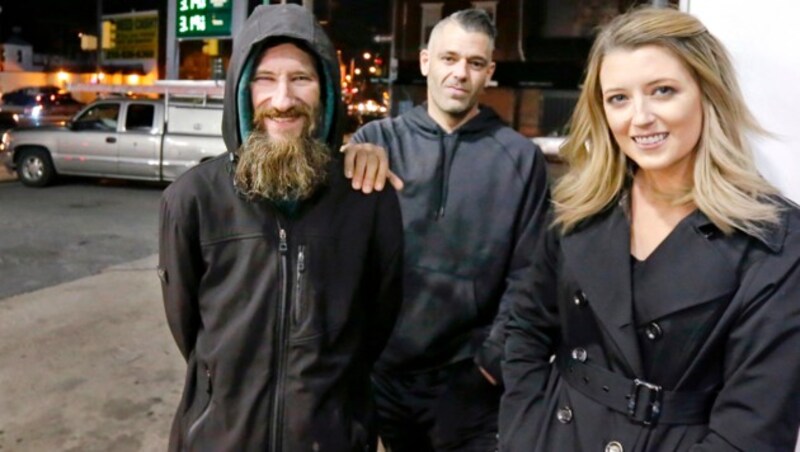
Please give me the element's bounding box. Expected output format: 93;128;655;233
0;253;178;451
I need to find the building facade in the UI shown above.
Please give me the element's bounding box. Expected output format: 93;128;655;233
388;0;677;136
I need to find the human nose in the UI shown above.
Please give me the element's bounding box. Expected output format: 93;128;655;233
631;96;654;126
270;78;296;111
451;59;468;80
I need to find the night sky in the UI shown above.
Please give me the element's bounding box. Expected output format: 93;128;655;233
0;0;389;61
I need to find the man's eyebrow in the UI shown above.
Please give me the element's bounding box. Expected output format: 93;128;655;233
252;68;317;77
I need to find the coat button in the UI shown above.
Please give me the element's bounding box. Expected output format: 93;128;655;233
573;290;587;307
644;322;662;341
556;406;573;424
605;441;624;452
571;347;587;362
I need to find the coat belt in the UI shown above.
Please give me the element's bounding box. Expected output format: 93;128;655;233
556;353;716;425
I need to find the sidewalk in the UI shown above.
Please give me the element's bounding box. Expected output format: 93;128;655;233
0;255;183;452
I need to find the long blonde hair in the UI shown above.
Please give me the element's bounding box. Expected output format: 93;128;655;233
553;7;781;238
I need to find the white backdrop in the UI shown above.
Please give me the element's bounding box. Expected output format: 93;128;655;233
682;2;800;449
682;0;800;204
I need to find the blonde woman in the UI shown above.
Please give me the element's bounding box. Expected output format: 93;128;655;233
500;7;800;452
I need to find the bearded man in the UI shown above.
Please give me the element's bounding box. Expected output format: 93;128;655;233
158;5;403;451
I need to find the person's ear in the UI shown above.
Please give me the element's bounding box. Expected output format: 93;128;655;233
420;48;430;76
485;61;496;87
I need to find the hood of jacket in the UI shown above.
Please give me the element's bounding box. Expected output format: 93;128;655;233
405;102;506;138
221;4;343;154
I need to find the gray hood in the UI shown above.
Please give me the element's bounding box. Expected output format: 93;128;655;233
221;4;343;153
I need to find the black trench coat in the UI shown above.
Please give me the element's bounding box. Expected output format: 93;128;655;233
500;201;800;452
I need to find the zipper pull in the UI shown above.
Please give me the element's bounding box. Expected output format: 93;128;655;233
297;247;305;273
205;366;212;394
279;228;288;254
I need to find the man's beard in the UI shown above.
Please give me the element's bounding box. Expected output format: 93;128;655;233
234;104;331;201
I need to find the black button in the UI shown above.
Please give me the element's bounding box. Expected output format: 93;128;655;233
573;290;587;307
556;406;573;424
571;347;588;362
697;224;720;240
644;322;662;341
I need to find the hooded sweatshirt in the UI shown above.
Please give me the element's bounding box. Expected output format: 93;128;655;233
159;5;403;451
352;104;550;380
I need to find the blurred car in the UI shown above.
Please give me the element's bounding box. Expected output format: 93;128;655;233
344;98;388;133
0;86;84;126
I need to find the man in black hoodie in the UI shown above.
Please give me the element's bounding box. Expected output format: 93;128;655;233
345;9;550;452
158;4;403;451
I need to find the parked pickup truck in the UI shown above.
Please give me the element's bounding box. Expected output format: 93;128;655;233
0;89;225;187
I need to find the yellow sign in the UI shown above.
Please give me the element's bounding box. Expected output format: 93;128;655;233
103;12;159;60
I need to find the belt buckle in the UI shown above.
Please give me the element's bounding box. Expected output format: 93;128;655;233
627;378;662;425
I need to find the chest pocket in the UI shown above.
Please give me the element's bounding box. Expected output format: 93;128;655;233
289;235;349;342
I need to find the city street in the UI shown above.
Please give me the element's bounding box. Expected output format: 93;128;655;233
0;175;163;300
0;174;182;451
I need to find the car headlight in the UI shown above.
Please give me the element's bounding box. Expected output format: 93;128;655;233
1;131;10;152
31;105;42;118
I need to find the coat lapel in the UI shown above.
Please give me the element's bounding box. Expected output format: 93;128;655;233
562;204;643;376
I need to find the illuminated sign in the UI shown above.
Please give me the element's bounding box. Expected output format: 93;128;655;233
176;0;232;38
102;11;159;61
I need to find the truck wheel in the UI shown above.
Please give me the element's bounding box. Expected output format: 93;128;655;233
17;149;57;187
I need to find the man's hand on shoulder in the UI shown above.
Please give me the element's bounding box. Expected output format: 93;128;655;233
340;142;404;194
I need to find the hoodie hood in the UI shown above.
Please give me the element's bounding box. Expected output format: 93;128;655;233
404;103;506;137
222;4;343;154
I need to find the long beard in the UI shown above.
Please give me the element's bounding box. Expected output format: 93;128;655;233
234;105;331;201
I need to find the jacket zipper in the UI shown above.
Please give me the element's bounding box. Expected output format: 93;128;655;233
293;245;306;325
270;225;290;452
186;365;213;446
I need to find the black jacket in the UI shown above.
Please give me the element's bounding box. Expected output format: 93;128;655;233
500;200;800;451
159;5;403;451
352;105;549;379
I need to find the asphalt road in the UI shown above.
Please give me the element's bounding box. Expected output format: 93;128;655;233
0;177;164;300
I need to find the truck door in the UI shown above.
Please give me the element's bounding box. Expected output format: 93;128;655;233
58;102;120;176
116;102;161;179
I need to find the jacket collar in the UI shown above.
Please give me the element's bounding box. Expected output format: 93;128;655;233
559;199;789;377
689;206;788;254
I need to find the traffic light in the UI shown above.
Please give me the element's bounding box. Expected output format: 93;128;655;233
202;39;219;56
101;20;117;49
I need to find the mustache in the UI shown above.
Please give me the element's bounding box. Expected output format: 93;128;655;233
253;104;316;132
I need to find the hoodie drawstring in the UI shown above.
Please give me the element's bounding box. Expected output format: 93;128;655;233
435;132;459;220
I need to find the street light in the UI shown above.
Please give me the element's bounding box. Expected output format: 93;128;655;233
363;52;371;60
